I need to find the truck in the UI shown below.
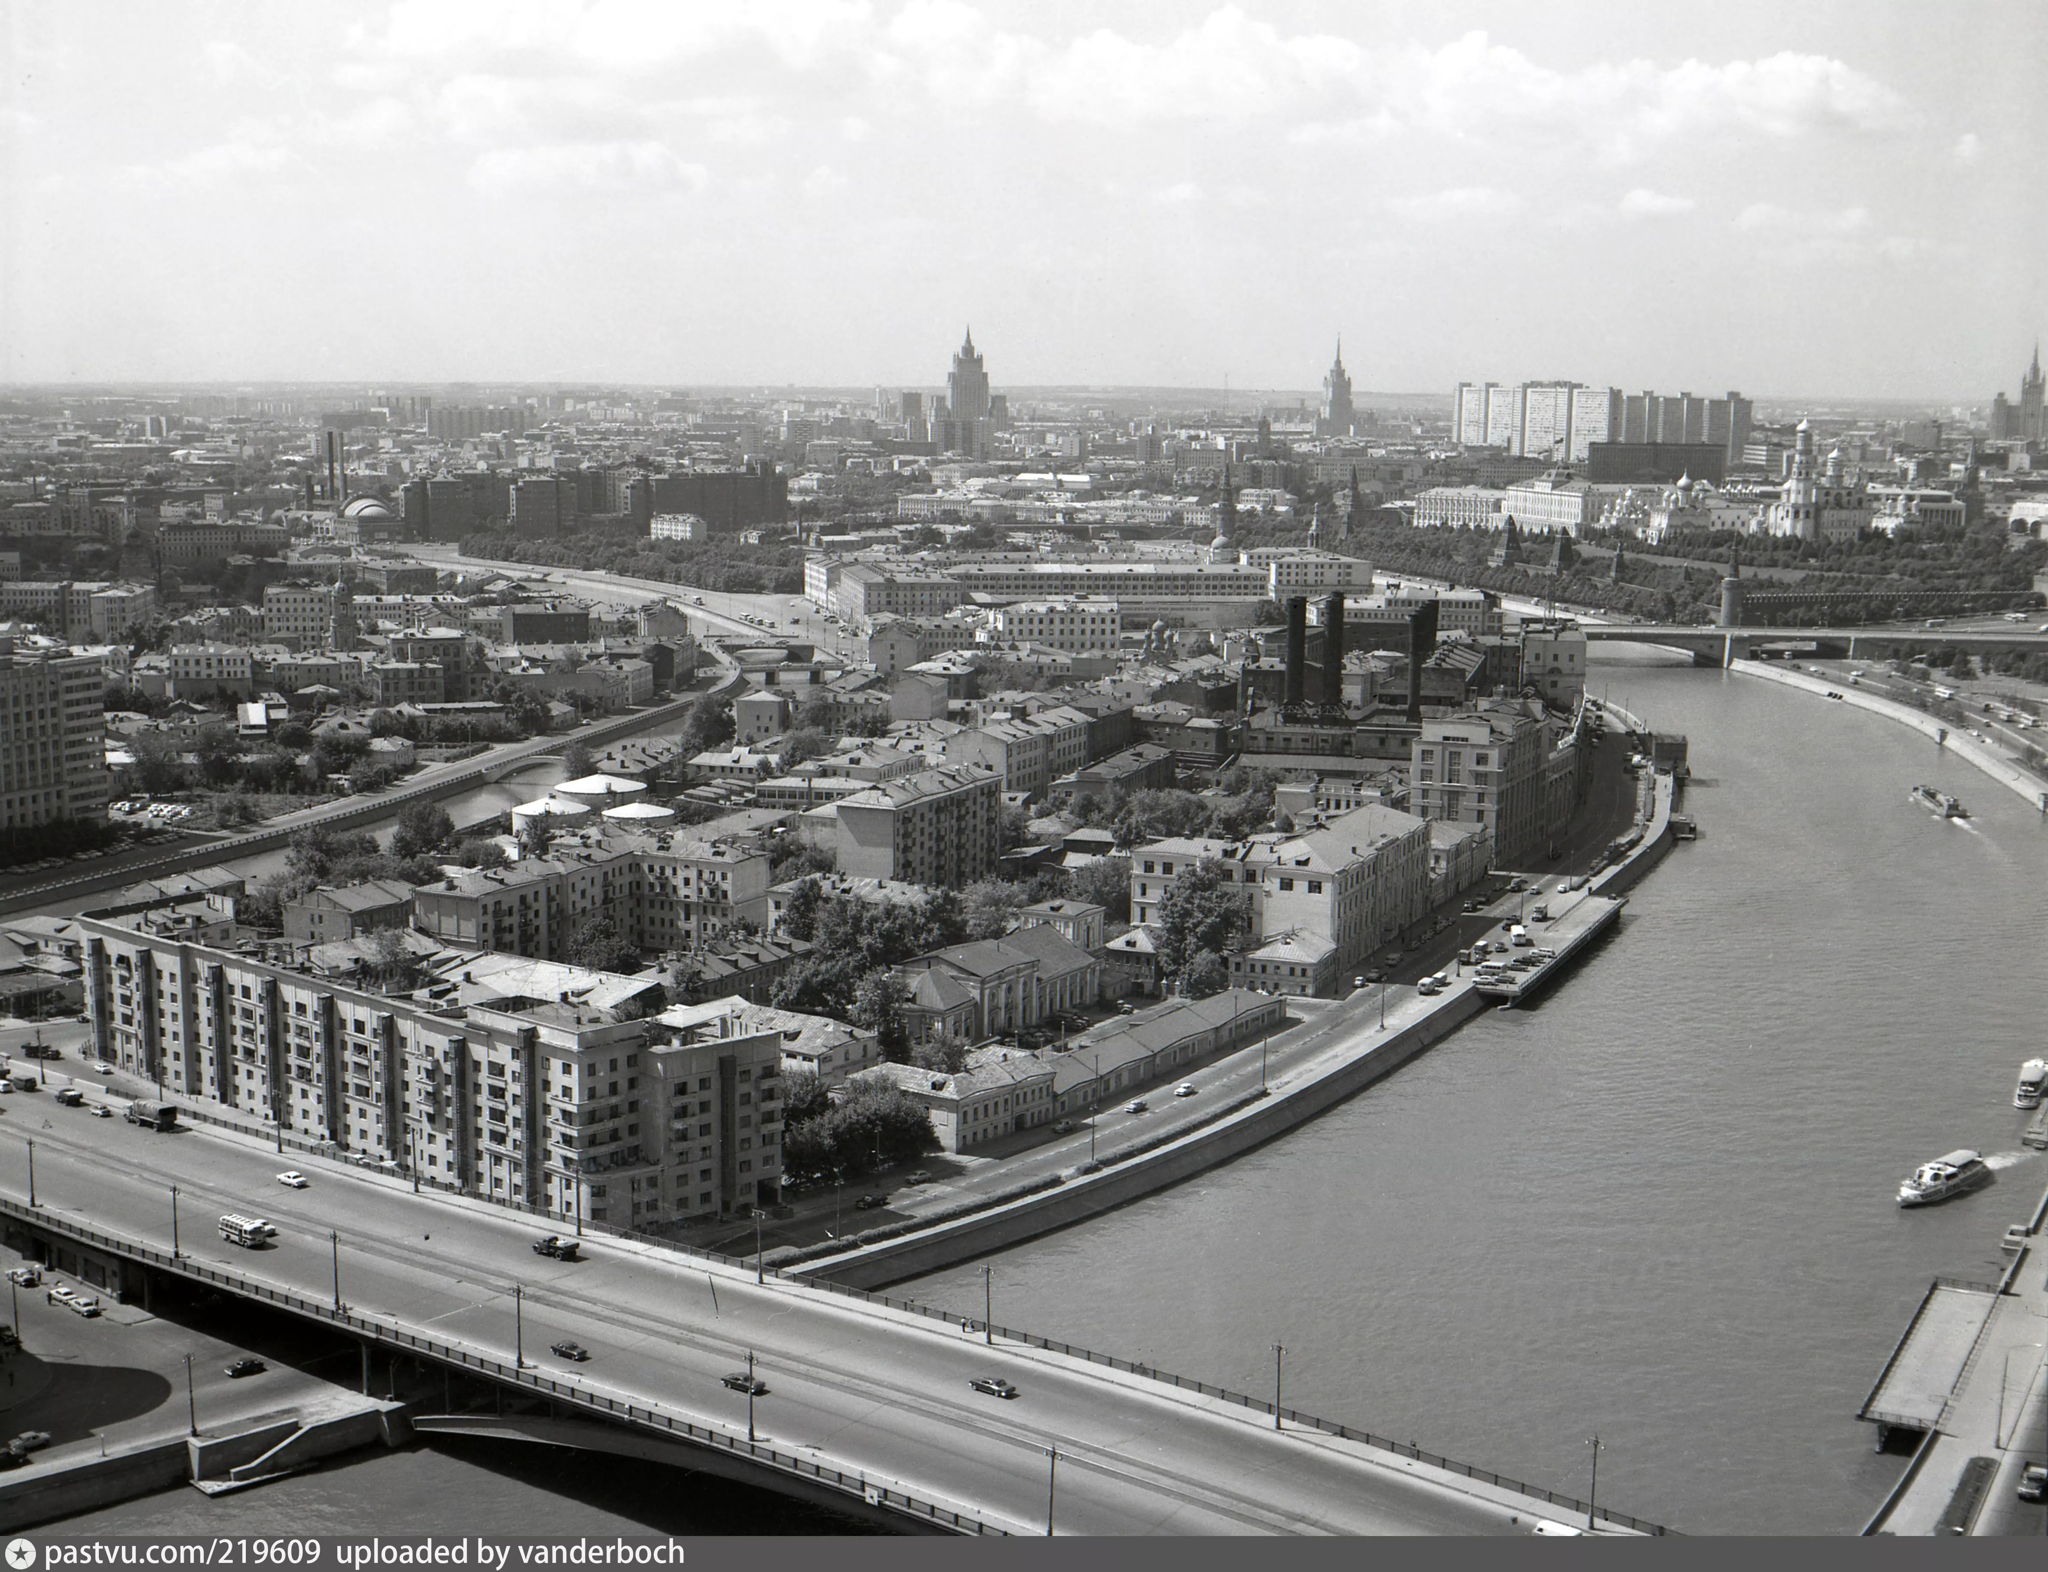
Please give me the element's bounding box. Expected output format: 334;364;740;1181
51;1088;82;1107
218;1215;277;1248
532;1234;582;1261
4;1072;34;1093
125;1099;179;1131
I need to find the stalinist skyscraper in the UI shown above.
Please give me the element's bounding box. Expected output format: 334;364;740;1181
931;327;994;457
1318;338;1356;438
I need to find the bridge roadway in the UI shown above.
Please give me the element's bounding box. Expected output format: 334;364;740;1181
1583;622;2048;662
0;1113;1580;1536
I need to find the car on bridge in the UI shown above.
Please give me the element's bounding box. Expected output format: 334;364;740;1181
969;1376;1018;1400
550;1341;590;1363
276;1171;309;1188
225;1357;266;1378
532;1235;582;1261
722;1371;767;1395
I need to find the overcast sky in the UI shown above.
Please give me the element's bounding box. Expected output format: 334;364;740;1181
4;1;2042;399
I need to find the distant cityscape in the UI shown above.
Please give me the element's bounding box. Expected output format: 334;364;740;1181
0;326;2043;1241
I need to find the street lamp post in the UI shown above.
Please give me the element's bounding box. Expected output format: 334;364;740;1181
170;1185;180;1260
514;1284;526;1369
1378;983;1387;1033
981;1265;993;1346
25;1138;36;1209
745;1349;758;1443
329;1230;341;1313
9;1278;18;1342
185;1352;198;1437
1272;1343;1285;1431
752;1208;765;1285
1586;1434;1602;1533
1045;1446;1059;1537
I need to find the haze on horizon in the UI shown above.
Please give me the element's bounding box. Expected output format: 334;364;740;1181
4;0;2042;401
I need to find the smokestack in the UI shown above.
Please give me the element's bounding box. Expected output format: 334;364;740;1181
1283;597;1307;707
1321;592;1345;707
1407;602;1439;722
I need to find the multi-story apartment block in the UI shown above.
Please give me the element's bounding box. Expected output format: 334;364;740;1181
80;911;782;1224
368;660;446;707
833;764;1002;886
1129;803;1432;996
410;836;774;960
1517;623;1588;707
1410;705;1556;868
157;520;290;566
168;643;256;696
268;652;366;696
987;599;1121;653
0;640;108;829
941;705;1090;799
263;582;342;651
87;585;157;641
1413;486;1506;529
648;513;706;542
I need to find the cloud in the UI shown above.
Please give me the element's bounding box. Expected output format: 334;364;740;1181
1734;202;1871;235
1393;185;1524;221
468;141;710;196
124;140;302;186
1953;131;1982;163
1618;188;1695;216
1154;181;1203;206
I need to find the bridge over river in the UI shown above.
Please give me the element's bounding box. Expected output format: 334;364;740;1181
1583;622;2048;666
0;1113;1664;1536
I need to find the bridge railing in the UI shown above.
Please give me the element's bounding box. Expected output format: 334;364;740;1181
792;1280;1671;1535
0;1199;1005;1536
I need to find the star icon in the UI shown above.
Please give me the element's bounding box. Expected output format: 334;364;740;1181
7;1539;36;1570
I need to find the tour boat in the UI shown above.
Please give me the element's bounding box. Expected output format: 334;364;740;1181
1908;784;1970;819
1896;1149;1992;1208
2015;1058;2048;1111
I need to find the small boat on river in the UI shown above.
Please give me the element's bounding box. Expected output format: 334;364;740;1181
1909;784;1969;819
1897;1149;1992;1208
2014;1058;2048;1110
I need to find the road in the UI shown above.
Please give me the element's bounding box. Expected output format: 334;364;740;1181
410;547;856;658
0;1105;1545;1536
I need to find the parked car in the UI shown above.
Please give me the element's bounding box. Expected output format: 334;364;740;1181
62;1295;102;1318
722;1371;767;1395
7;1432;51;1456
6;1267;40;1288
550;1341;590;1363
969;1376;1018;1399
276;1171;309;1188
225;1357;266;1378
2018;1463;2048;1503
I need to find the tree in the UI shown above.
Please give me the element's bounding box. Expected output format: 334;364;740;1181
795;695;839;731
998;803;1034;851
850;970;910;1056
909;1030;972;1075
778;726;834;768
391;800;456;861
1179;951;1231;999
1155;858;1252;990
778;876;827;941
770;837;836;882
561;741;595;779
1070;854;1132;924
564;913;641;974
456;837;510;870
960;878;1024;940
782;1067;831;1126
677;693;735;757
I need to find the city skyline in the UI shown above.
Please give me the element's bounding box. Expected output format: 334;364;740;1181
4;1;2044;396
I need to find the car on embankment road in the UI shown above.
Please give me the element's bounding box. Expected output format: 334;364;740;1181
550;1342;590;1363
969;1376;1018;1399
225;1357;266;1378
722;1371;767;1395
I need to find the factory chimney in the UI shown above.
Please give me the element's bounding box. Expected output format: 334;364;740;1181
1321;592;1346;708
1283;597;1307;707
1407;601;1439;722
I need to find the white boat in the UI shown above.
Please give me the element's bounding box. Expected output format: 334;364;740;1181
1897;1149;1992;1208
2015;1058;2048;1110
1909;784;1969;819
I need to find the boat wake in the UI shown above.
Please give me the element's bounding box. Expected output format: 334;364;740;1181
1984;1151;2038;1171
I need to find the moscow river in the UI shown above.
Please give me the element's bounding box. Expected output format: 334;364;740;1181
51;648;2048;1535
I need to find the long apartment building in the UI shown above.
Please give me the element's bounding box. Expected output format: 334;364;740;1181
80;914;784;1225
0;639;108;829
941;704;1090;798
411;834;774;959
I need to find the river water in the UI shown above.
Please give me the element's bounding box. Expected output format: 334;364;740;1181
47;651;2048;1535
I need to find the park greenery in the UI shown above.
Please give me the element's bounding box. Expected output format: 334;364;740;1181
459;524;807;596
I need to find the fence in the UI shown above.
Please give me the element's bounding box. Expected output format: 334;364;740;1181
0;1197;1003;1536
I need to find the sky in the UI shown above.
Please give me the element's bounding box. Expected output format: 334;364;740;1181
3;0;2043;399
